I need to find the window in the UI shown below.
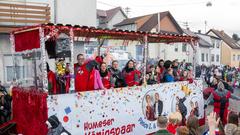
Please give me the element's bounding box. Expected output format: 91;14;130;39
233;54;236;61
212;40;215;48
206;54;209;62
238;55;240;61
216;40;220;48
5;66;25;82
211;54;215;62
216;55;220;62
175;46;178;52
201;53;205;62
182;43;187;52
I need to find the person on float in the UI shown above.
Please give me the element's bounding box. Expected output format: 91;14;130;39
157;59;165;75
122;59;140;87
163;68;175;83
99;62;114;89
179;70;193;83
172;60;180;81
47;63;58;94
74;53;99;92
205;81;240;125
109;60;126;88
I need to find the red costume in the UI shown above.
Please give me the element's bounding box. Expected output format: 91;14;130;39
48;70;58;94
123;70;140;87
101;72;112;89
167;123;178;134
74;63;94;92
212;90;231;125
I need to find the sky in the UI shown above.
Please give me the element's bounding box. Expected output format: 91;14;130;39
97;0;240;36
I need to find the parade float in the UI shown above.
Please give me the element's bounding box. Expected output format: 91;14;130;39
8;24;203;135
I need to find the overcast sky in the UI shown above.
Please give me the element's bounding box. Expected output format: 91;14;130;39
97;0;240;36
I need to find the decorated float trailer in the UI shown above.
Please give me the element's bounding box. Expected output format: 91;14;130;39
8;24;203;135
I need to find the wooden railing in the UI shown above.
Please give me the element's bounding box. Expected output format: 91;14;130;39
0;0;50;25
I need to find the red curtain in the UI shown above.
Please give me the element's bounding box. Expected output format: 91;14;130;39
12;87;48;135
14;30;40;52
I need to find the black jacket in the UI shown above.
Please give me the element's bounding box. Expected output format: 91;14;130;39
109;68;126;88
178;97;187;117
154;100;163;116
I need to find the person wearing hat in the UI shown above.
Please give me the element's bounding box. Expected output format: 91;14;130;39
205;81;240;125
154;116;172;135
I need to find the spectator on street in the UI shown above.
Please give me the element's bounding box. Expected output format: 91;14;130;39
154;116;172;135
176;126;189;135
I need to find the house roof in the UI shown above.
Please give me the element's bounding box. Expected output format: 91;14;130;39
114;11;183;34
183;29;212;47
196;34;212;47
97;7;127;23
207;29;240;49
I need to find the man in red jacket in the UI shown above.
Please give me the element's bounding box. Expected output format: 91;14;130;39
74;54;97;92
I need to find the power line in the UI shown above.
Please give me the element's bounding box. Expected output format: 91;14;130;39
97;1;117;8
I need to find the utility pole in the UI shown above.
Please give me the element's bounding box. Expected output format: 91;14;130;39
182;21;189;29
125;7;131;17
204;20;207;33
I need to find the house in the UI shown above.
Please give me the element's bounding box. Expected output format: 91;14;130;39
207;29;240;67
197;32;221;66
97;7;127;29
0;0;97;85
113;11;191;62
183;29;221;66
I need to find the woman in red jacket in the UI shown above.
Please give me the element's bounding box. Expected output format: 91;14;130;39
122;60;140;87
179;70;193;83
99;62;113;89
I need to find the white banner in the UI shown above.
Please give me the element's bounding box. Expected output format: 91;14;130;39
47;80;204;135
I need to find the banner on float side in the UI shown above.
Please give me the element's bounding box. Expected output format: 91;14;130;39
47;80;203;135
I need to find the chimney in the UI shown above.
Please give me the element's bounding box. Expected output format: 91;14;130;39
198;30;201;33
220;30;224;36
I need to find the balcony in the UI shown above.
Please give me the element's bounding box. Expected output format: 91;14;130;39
0;0;50;33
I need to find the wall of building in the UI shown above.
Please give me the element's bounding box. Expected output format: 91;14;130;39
209;39;221;66
27;0;96;26
0;34;12;84
230;49;240;67
108;11;127;29
197;47;211;66
158;16;179;33
221;42;231;66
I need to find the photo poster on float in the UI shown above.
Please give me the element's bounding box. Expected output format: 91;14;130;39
47;80;204;135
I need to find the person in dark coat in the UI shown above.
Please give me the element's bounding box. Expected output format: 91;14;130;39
176;96;187;125
0;81;12;124
109;60;126;88
46;115;71;135
154;93;163;118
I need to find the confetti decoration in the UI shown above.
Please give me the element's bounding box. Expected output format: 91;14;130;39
63;116;69;123
64;107;71;114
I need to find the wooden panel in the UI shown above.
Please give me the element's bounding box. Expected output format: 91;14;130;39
0;3;50;10
0;8;50;15
0;13;49;19
0;18;48;23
